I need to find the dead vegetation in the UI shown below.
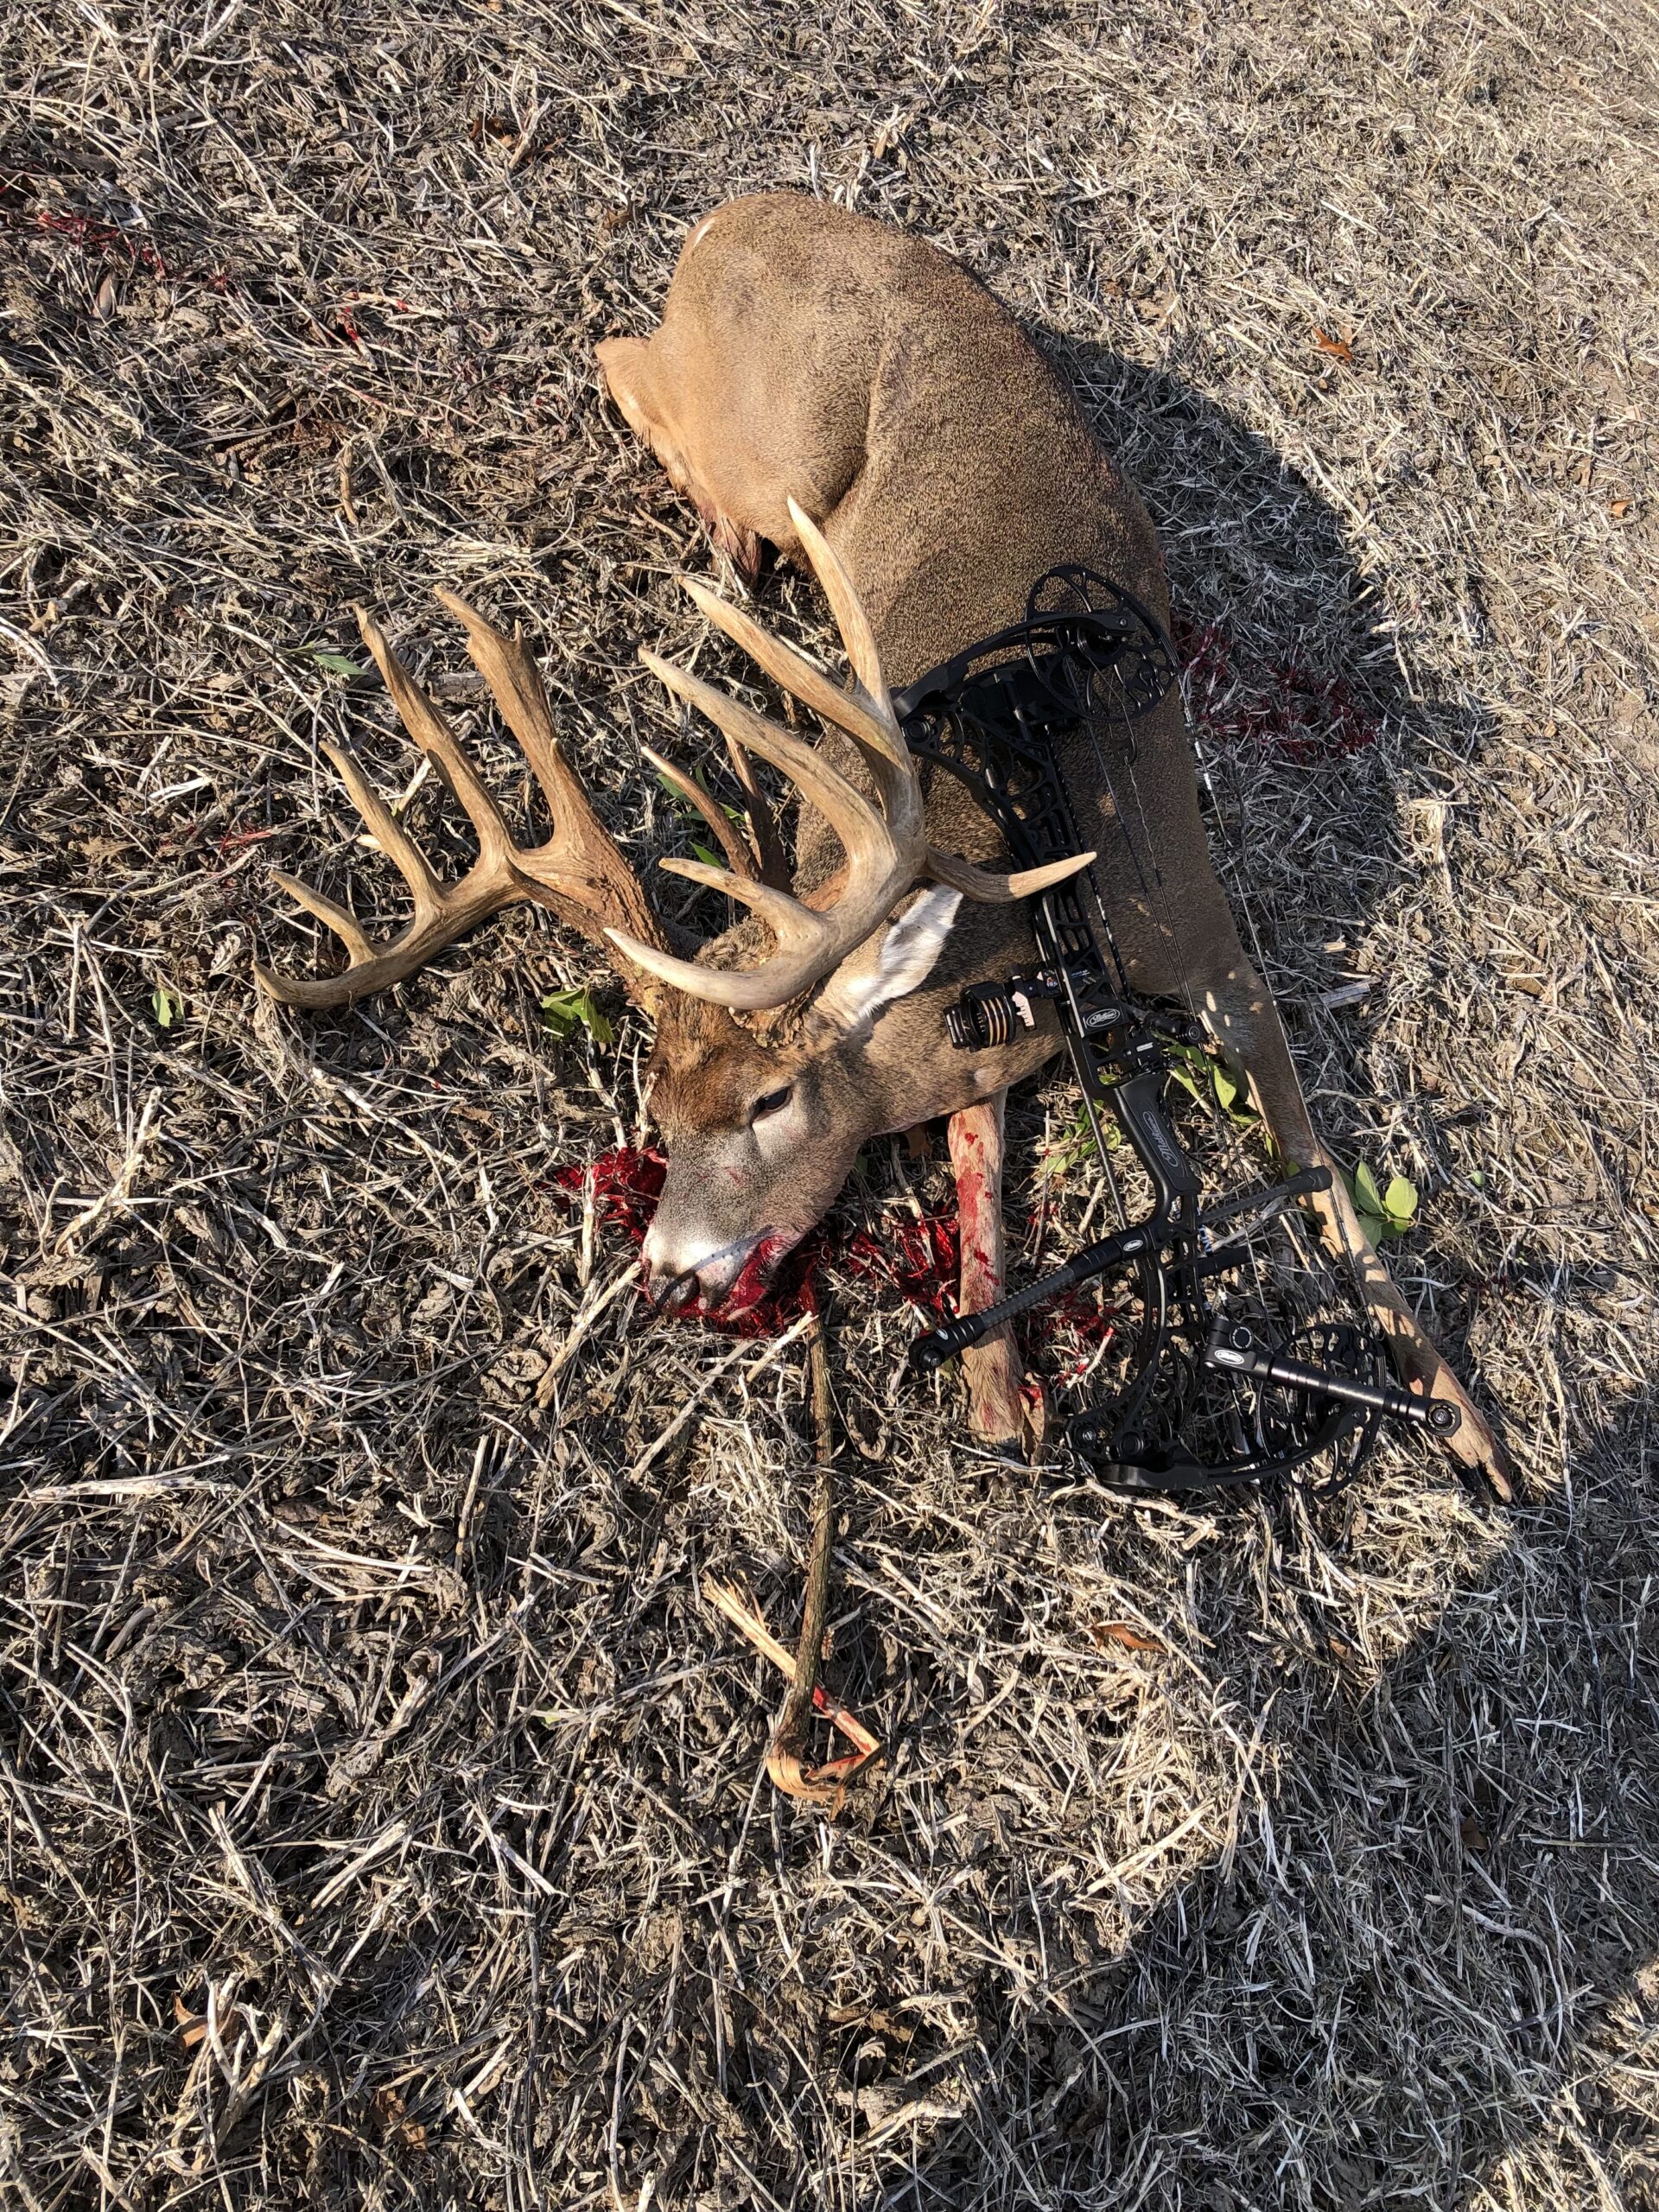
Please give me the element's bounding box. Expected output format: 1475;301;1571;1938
2;0;1656;2205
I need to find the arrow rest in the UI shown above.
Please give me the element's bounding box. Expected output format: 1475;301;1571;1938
894;568;1455;1497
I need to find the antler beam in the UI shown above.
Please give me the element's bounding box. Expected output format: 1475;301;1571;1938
256;597;672;1013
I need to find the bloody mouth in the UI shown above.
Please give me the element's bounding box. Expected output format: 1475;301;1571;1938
552;1145;1123;1367
706;1230;800;1317
555;1151;813;1337
643;1227;803;1325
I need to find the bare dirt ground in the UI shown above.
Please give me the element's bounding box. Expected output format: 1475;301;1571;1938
3;3;1657;2206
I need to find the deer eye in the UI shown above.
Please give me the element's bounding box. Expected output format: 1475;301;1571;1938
750;1084;793;1125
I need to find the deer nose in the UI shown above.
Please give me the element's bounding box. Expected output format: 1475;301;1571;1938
642;1225;765;1313
650;1269;701;1316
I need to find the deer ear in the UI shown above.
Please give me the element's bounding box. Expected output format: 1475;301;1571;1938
807;887;963;1039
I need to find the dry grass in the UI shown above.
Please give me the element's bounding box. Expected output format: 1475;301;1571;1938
3;1;1658;2206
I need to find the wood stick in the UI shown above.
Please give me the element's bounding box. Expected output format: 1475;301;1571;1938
767;1315;883;1808
702;1579;879;1759
700;1313;884;1808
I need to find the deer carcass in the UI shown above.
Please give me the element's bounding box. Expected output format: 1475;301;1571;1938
258;191;1507;1492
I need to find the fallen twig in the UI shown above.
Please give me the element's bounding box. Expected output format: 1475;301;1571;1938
703;1315;883;1810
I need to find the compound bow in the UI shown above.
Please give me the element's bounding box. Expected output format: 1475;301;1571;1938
896;569;1458;1494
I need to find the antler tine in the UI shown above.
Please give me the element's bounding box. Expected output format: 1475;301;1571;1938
257;595;672;1012
256;621;531;1009
680;577;912;788
607;893;838;1014
435;589;673;966
610;645;915;1011
925;845;1098;903
785;501;925;850
262;868;374;965
315;740;444;923
639;744;758;882
355;607;518;873
785;498;893;728
723;735;790;888
655;858;831;951
680;504;921;849
619;505;1096;1014
639;650;898;873
433;588;571;816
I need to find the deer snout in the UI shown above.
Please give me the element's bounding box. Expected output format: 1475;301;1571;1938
640;1222;773;1314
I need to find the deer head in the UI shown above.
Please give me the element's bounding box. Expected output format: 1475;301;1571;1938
257;504;1090;1313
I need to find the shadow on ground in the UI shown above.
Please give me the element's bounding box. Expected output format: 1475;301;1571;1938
742;350;1659;2212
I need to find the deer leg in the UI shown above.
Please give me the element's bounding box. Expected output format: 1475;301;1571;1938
1198;961;1513;1501
946;1093;1044;1459
597;336;763;581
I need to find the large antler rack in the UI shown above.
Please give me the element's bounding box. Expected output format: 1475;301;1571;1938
608;500;1095;1014
257;500;1095;1017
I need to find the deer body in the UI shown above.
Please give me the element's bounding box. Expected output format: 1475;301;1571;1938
599;200;1234;1296
259;193;1507;1491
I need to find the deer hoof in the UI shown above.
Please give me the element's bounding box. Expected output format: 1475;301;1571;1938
962;1340;1047;1462
1437;1384;1516;1504
963;1371;1020;1456
1381;1325;1515;1503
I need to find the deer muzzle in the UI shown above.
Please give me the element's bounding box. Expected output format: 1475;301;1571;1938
641;1222;800;1317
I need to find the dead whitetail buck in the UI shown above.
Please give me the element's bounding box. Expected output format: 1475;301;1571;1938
258;192;1507;1494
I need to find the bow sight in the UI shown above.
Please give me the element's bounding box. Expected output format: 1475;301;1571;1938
896;567;1456;1494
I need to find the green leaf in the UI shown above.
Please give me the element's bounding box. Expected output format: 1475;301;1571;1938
1469;1169;1486;1189
575;990;613;1046
1211;1063;1258;1122
1039;1100;1116;1179
1164;1042;1208;1101
690;842;721;868
1352;1160;1384;1215
1344;1160;1422;1242
1166;1062;1204;1104
540;986;613;1046
1163;1040;1255;1124
1382;1174;1418;1226
1345;1186;1388;1241
150;985;181;1029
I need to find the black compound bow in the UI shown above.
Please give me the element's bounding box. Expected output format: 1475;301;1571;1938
897;569;1458;1494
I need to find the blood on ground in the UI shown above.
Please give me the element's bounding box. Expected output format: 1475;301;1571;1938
552;1147;1126;1374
